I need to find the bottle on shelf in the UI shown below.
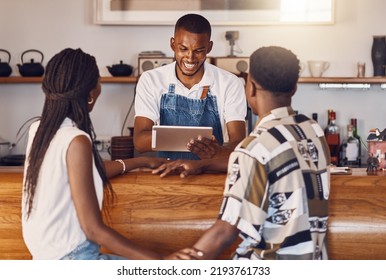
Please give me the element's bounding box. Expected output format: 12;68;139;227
340;124;360;167
351;118;362;167
324;109;333;135
325;110;340;166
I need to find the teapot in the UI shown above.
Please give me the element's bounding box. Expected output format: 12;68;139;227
0;49;12;77
17;49;45;77
107;60;133;77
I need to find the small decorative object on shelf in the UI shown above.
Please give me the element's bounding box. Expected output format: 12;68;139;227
367;127;386;171
371;35;386;76
367;153;379;174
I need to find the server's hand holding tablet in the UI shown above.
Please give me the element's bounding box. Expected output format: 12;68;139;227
151;125;213;152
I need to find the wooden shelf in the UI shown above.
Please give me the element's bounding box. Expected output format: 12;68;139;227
0;76;138;84
100;76;137;83
299;77;386;84
0;76;43;83
2;76;386;85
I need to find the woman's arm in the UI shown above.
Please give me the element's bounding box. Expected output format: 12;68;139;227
104;156;168;179
67;135;161;259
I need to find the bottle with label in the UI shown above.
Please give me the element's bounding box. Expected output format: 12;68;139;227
324;109;333;135
325;110;340;165
351;118;362;166
340;124;360;167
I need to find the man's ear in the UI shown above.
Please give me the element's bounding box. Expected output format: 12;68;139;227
170;37;175;52
248;79;258;97
245;75;255;97
290;84;297;97
207;41;213;54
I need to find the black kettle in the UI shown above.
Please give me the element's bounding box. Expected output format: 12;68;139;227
107;60;133;77
0;49;12;77
17;49;45;77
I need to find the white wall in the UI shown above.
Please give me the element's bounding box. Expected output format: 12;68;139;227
1;0;386;158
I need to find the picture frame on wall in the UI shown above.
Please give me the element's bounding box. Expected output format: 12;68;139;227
93;0;334;26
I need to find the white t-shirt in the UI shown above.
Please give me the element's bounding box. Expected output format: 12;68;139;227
22;118;103;259
135;62;247;142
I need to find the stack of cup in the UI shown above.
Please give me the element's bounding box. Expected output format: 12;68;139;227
110;136;134;160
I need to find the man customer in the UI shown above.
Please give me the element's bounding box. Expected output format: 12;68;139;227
170;46;331;260
134;13;246;161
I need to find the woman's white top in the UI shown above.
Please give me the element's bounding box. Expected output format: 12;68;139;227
21;118;103;259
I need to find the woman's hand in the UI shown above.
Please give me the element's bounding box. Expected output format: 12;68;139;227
152;159;204;178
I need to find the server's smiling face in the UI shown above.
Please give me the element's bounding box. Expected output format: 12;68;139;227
171;28;212;83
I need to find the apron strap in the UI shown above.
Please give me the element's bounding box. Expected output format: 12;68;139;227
200;86;210;99
168;83;175;94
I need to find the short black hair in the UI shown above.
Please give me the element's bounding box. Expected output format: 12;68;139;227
249;46;300;95
175;13;211;38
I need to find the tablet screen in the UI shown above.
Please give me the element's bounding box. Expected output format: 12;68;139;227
151;125;213;152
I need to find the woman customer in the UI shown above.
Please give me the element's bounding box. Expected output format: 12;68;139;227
22;48;169;260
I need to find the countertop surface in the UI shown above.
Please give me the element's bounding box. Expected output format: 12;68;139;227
0;166;382;176
0;166;23;173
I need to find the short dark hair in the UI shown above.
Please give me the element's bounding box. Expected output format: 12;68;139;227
175;13;211;38
249;46;300;95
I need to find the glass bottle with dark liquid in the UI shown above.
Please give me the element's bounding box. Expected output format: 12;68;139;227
351;118;362;167
325;110;340;166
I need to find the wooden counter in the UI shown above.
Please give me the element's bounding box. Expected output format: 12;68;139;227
328;168;386;260
1;167;386;260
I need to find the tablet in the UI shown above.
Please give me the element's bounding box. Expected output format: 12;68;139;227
151;125;213;152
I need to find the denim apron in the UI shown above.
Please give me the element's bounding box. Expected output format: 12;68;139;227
158;83;224;160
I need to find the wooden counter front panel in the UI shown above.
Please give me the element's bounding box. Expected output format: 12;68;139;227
1;168;386;260
105;172;239;259
328;175;386;260
0;173;30;259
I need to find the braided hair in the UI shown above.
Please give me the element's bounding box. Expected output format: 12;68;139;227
24;48;113;218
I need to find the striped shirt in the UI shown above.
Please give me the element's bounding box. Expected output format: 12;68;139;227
219;106;330;260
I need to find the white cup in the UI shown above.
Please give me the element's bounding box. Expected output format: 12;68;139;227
308;61;330;77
